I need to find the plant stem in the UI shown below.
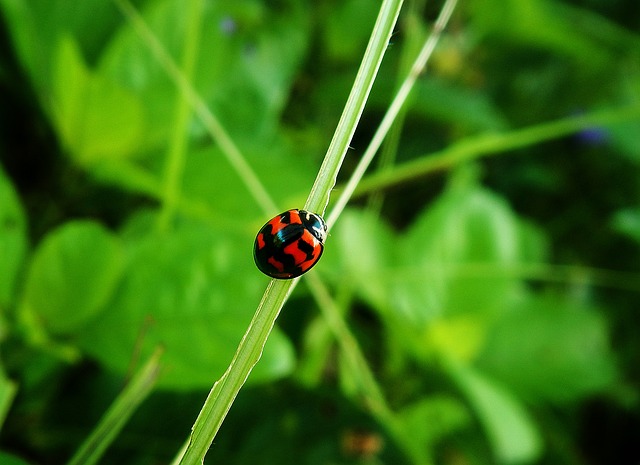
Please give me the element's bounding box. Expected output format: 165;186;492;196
305;274;426;464
327;0;458;227
177;1;404;463
368;0;427;216
350;102;640;198
157;0;203;231
304;0;405;215
177;280;297;465
112;0;277;215
66;347;163;465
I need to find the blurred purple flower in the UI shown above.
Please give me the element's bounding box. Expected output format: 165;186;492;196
220;16;237;35
577;126;609;145
573;110;609;145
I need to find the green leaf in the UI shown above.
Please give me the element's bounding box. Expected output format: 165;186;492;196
608;117;640;163
395;183;527;327
0;167;27;309
322;0;379;62
100;0;309;149
469;0;612;65
180;140;316;223
22;221;124;335
0;0;120;94
478;295;617;404
0;372;18;432
412;77;509;132
321;208;397;309
51;37;144;165
0;451;32;465
611;207;640;243
448;359;543;463
397;396;470;463
79;216;294;390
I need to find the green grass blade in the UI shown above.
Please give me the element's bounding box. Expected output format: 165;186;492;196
305;0;405;215
177;1;404;463
157;0;203;231
66;347;163;465
112;0;278;215
327;0;458;226
351;103;640;198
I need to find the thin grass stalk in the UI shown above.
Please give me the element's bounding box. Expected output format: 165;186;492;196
176;1;404;463
157;0;203;231
66;347;163;465
327;0;458;227
112;0;278;215
351;102;640;197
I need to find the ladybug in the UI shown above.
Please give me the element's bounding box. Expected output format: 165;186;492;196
254;209;327;279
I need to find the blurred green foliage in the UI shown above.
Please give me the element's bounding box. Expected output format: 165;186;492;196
0;0;639;464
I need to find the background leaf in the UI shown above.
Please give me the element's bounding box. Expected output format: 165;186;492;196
51;37;145;165
21;221;124;335
448;359;543;463
0;167;27;310
78;216;294;389
477;295;618;404
0;451;32;465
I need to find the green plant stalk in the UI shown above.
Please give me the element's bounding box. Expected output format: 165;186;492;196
300;6;459;461
66;347;163;465
367;1;426;215
304;0;405;216
112;0;278;215
327;0;458;227
394;261;640;293
296;283;354;386
157;0;203;231
350;102;640;198
305;274;428;464
177;280;297;465
177;2;404;464
0;377;17;433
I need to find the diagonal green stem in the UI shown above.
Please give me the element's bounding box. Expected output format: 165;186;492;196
157;0;203;231
368;1;427;215
66;347;163;465
327;0;458;227
112;0;278;215
177;2;404;464
304;0;405;216
351;102;640;197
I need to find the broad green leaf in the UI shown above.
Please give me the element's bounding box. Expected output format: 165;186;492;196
51;37;144;165
0;373;18;432
611;207;640;243
180;139;316;223
448;359;543;463
422;314;488;363
0;167;27;309
0;0;120;94
469;0;612;65
318;208;397;308
99;0;309;150
22;221;124;335
411;77;509;132
608;114;640;163
478;295;617;404
397;396;470;463
395;183;527;327
79;216;294;390
322;0;378;62
375;178;552;364
85;133;318;224
0;451;31;465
